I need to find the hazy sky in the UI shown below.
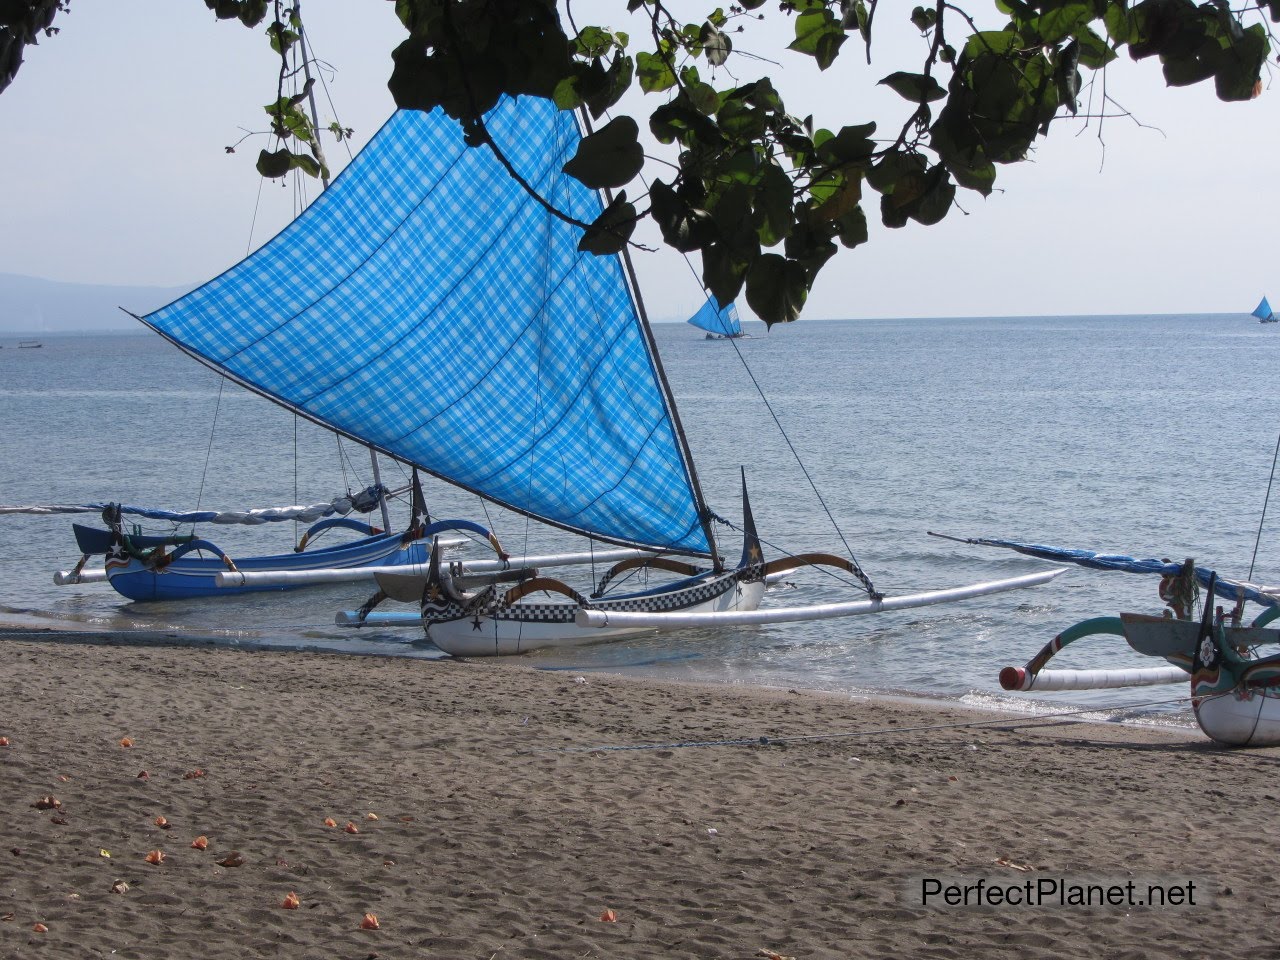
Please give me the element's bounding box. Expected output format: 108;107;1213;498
2;1;1277;323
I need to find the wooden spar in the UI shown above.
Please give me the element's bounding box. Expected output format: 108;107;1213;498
300;17;395;539
336;610;426;628
214;546;658;588
575;108;720;568
574;568;1066;629
367;449;393;533
54;568;108;585
999;665;1189;692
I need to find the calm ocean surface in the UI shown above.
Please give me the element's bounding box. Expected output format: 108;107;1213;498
3;314;1276;729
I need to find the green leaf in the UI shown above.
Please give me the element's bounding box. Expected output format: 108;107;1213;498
717;98;767;141
1031;2;1091;45
810;172;863;222
1055;39;1081;115
205;0;242;21
650;179;717;252
650;97;722;146
910;6;936;32
788;9;846;70
962;31;1018;60
255;147;323;180
553;75;584;111
1073;25;1117;69
267;20;299;55
815;122;877;165
700;21;731;66
563;116;644;189
578;192;637;255
745;254;807;325
1213;23;1268;101
910;171;955;225
586;55;634;118
835;206;868;248
238;0;268;27
879;71;947;103
683;74;721;114
575;26;617;57
755;161;795;246
702;242;750;309
636;50;677;93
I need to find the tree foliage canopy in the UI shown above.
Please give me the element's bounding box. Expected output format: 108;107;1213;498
2;0;1274;323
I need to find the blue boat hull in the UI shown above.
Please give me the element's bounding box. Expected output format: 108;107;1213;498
104;533;429;602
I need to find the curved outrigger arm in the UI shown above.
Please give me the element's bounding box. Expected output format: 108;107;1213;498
501;577;592;608
762;552;861;579
296;516;383;551
593;557;702;597
998;616;1126;691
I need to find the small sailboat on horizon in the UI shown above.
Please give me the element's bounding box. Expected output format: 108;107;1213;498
1252;296;1277;324
687;296;750;339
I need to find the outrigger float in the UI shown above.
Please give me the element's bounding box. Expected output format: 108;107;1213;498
938;535;1280;748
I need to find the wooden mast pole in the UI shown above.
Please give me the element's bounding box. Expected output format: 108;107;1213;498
298;12;394;535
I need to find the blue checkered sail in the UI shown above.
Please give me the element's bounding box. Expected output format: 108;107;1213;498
141;98;712;556
687;297;742;336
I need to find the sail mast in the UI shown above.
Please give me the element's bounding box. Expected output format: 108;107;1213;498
577;111;722;568
616;223;721;567
298;13;394;534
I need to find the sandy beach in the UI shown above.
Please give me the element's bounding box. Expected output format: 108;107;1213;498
1;633;1276;959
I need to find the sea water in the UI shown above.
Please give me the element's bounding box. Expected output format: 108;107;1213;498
2;314;1277;728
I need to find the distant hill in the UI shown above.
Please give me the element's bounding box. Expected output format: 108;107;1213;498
0;273;193;333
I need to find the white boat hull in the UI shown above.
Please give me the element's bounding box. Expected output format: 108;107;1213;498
426;578;766;656
1193;688;1280;747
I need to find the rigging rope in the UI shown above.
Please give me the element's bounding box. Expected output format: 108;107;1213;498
192;378;226;531
1249;428;1280;581
722;334;880;599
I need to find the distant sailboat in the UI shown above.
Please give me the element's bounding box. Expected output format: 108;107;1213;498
17;339;43;348
1252;296;1277;324
687;296;749;339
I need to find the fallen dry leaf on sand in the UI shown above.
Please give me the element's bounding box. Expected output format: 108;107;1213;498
119;738;134;748
145;850;165;865
365;813;379;821
32;923;48;933
99;849;111;859
360;913;380;930
758;950;796;960
281;892;300;910
323;818;338;828
217;852;245;868
182;769;205;780
599;908;618;922
32;796;61;810
344;822;360;834
154;816;170;829
50;815;68;826
0;737;9;747
137;771;149;780
190;836;208;850
110;881;129;895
